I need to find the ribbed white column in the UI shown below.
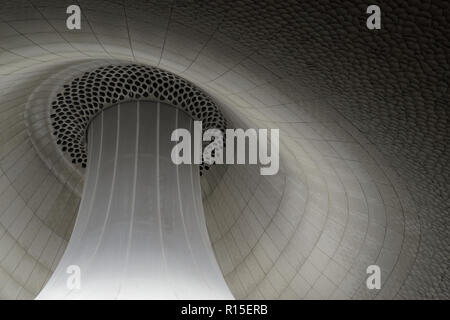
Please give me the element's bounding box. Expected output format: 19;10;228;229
37;101;233;300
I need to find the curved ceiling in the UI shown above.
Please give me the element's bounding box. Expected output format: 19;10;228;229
0;0;448;299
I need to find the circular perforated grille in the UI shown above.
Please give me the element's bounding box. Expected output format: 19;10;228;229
50;64;227;175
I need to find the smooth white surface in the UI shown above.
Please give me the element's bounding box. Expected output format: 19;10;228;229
36;101;233;299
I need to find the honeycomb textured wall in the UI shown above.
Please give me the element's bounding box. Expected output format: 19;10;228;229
0;0;448;300
50;64;226;174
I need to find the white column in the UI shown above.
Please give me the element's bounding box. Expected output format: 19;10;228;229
37;101;233;300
